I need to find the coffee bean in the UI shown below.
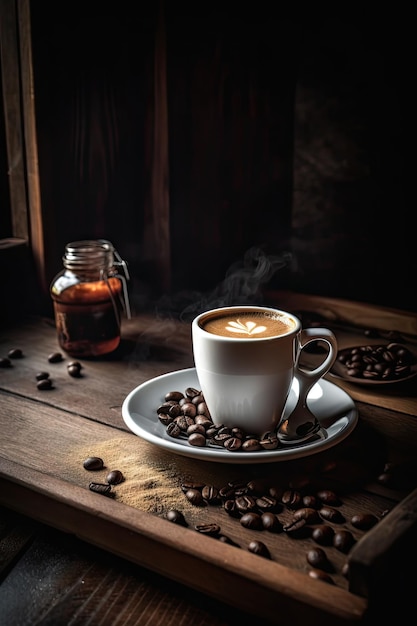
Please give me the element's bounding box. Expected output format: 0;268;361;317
224;499;240;517
306;547;331;571
181;481;205;493
185;387;200;399
248;540;271;558
333;529;356;553
311;524;335;545
188;433;207;447
316;490;341;506
308;569;335;584
106;470;124;485
235;495;257;513
319;506;345;523
283;517;310;538
302;495;320;509
351;513;378;530
224;436;243;451
48;352;63;363
37;378;53;390
83;456;105;471
240;512;263;530
166;509;188;526
185;488;205;506
89;482;112;496
241;439;262;452
36;371;50;381
0;358;12;368
166;422;182;438
217;535;240;547
68;361;82;377
259;431;279;450
195;523;221;536
261;512;283;533
8;348;23;358
201;485;221;504
293;507;320;524
256;495;280;512
165;391;184;402
68;364;82;377
281;489;302;509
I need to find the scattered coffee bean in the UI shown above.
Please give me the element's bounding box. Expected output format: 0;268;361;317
48;351;63;363
89;482;112;496
316;490;341;506
68;362;82;377
240;512;263;530
311;524;335;546
293;507;320;524
217;535;240;547
261;512;283;533
83;456;105;471
36;371;50;381
319;506;345;523
281;489;302;509
184;488;205;506
180;481;205;493
302;495;320;509
166;509;188;526
333;529;356;553
195;523;221;536
8;348;23;358
306;547;331;571
351;513;378;530
106;470;124;485
308;569;335;584
0;357;12;368
283;517;310;538
201;485;221;504
37;378;53;390
248;540;271;558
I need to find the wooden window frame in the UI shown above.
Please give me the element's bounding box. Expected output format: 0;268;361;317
0;0;47;296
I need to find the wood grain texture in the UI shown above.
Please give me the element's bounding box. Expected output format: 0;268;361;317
0;293;416;624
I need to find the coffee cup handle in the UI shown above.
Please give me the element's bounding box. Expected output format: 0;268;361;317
296;327;338;388
278;328;338;444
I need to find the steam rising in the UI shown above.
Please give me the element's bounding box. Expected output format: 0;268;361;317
155;247;293;322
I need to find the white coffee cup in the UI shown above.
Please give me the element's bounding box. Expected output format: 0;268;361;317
192;305;337;436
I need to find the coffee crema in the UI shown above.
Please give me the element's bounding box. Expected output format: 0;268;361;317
201;311;295;339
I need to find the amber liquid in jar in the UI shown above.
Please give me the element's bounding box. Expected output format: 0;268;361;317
50;241;128;357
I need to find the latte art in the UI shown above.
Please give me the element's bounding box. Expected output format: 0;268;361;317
226;319;267;335
201;310;295;338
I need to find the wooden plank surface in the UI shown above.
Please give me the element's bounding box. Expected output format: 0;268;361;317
1;292;417;623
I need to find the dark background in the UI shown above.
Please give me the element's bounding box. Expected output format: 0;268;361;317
3;5;415;316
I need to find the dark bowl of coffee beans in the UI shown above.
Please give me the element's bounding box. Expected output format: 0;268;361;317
330;342;417;385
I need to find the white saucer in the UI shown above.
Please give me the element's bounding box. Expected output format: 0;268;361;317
122;368;358;464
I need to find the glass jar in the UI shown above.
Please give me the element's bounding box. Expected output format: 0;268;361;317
50;240;131;357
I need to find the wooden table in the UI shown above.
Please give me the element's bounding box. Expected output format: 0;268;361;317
1;291;416;625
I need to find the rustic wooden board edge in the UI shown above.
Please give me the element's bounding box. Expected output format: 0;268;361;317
0;457;367;625
348;486;417;602
266;290;417;335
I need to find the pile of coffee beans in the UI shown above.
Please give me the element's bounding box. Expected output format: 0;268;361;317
156;387;279;452
336;342;415;381
165;478;383;580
